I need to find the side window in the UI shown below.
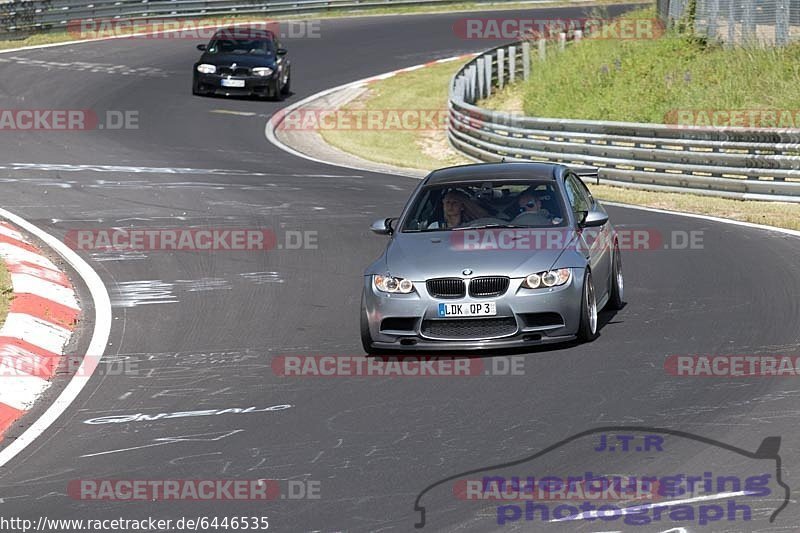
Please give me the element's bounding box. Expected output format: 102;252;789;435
564;176;590;217
574;175;596;208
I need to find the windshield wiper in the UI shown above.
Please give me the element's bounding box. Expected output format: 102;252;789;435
452;223;527;230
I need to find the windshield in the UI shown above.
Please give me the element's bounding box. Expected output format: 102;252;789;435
401;180;566;232
207;38;274;55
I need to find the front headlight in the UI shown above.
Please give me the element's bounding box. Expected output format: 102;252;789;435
373;275;414;294
522;268;571;289
196;64;216;74
252;67;274;77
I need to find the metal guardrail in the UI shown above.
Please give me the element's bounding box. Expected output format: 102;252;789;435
447;36;800;201
0;0;496;39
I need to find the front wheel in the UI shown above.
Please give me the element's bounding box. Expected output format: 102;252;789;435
360;293;375;353
577;271;599;342
607;243;625;310
272;76;285;102
280;66;291;95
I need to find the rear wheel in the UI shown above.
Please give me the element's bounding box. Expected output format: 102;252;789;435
577;271;599;342
607;243;625;310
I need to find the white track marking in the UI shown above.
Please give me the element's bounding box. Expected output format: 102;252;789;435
0;314;72;355
0;224;26;241
601;201;800;238
0;208;112;469
264;52;477;175
0;379;52;411
9;274;80;309
0;243;59;270
80;430;245;458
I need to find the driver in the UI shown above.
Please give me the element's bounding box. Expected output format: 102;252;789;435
428;190;487;229
516;192;550;218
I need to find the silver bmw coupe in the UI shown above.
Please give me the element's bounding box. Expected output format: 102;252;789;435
361;162;624;352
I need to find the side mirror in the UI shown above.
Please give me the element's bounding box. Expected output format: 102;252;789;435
277;48;288;56
197;44;207;51
580;209;609;228
370;218;396;235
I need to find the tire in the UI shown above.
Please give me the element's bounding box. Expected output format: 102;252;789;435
280;66;291;96
192;78;202;96
577;271;599;342
272;77;285;102
360;294;375;353
607;242;625;310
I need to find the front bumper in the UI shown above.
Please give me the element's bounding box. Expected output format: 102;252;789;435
362;270;585;351
194;73;277;96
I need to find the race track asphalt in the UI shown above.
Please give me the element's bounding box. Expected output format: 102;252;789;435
1;4;799;531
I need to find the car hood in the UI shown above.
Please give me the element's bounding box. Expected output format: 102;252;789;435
374;229;585;281
197;53;277;68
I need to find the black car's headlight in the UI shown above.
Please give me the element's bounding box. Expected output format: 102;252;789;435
196;64;216;74
373;275;414;294
522;268;571;289
252;67;274;77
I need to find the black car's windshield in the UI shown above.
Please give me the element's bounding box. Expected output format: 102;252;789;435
207;38;274;55
401;180;566;232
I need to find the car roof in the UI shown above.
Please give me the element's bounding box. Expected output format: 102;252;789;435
211;27;276;39
424;162;569;186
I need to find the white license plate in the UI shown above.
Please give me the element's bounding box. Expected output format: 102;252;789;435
438;302;496;317
221;79;245;88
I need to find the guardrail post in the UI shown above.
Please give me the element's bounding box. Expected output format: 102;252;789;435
574;29;582;42
538;38;546;61
522;41;530;80
476;57;485;98
743;0;755;43
457;77;466;103
559;32;566;51
776;0;789;45
508;45;516;84
484;54;492;96
468;65;477;103
497;48;505;90
726;0;735;45
706;0;719;40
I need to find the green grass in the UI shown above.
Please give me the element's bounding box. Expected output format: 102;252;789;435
0;259;11;329
319;36;800;231
482;7;800;123
587;184;800;231
0;0;632;51
320;60;472;170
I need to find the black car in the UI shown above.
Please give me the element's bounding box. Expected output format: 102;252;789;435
192;27;291;100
